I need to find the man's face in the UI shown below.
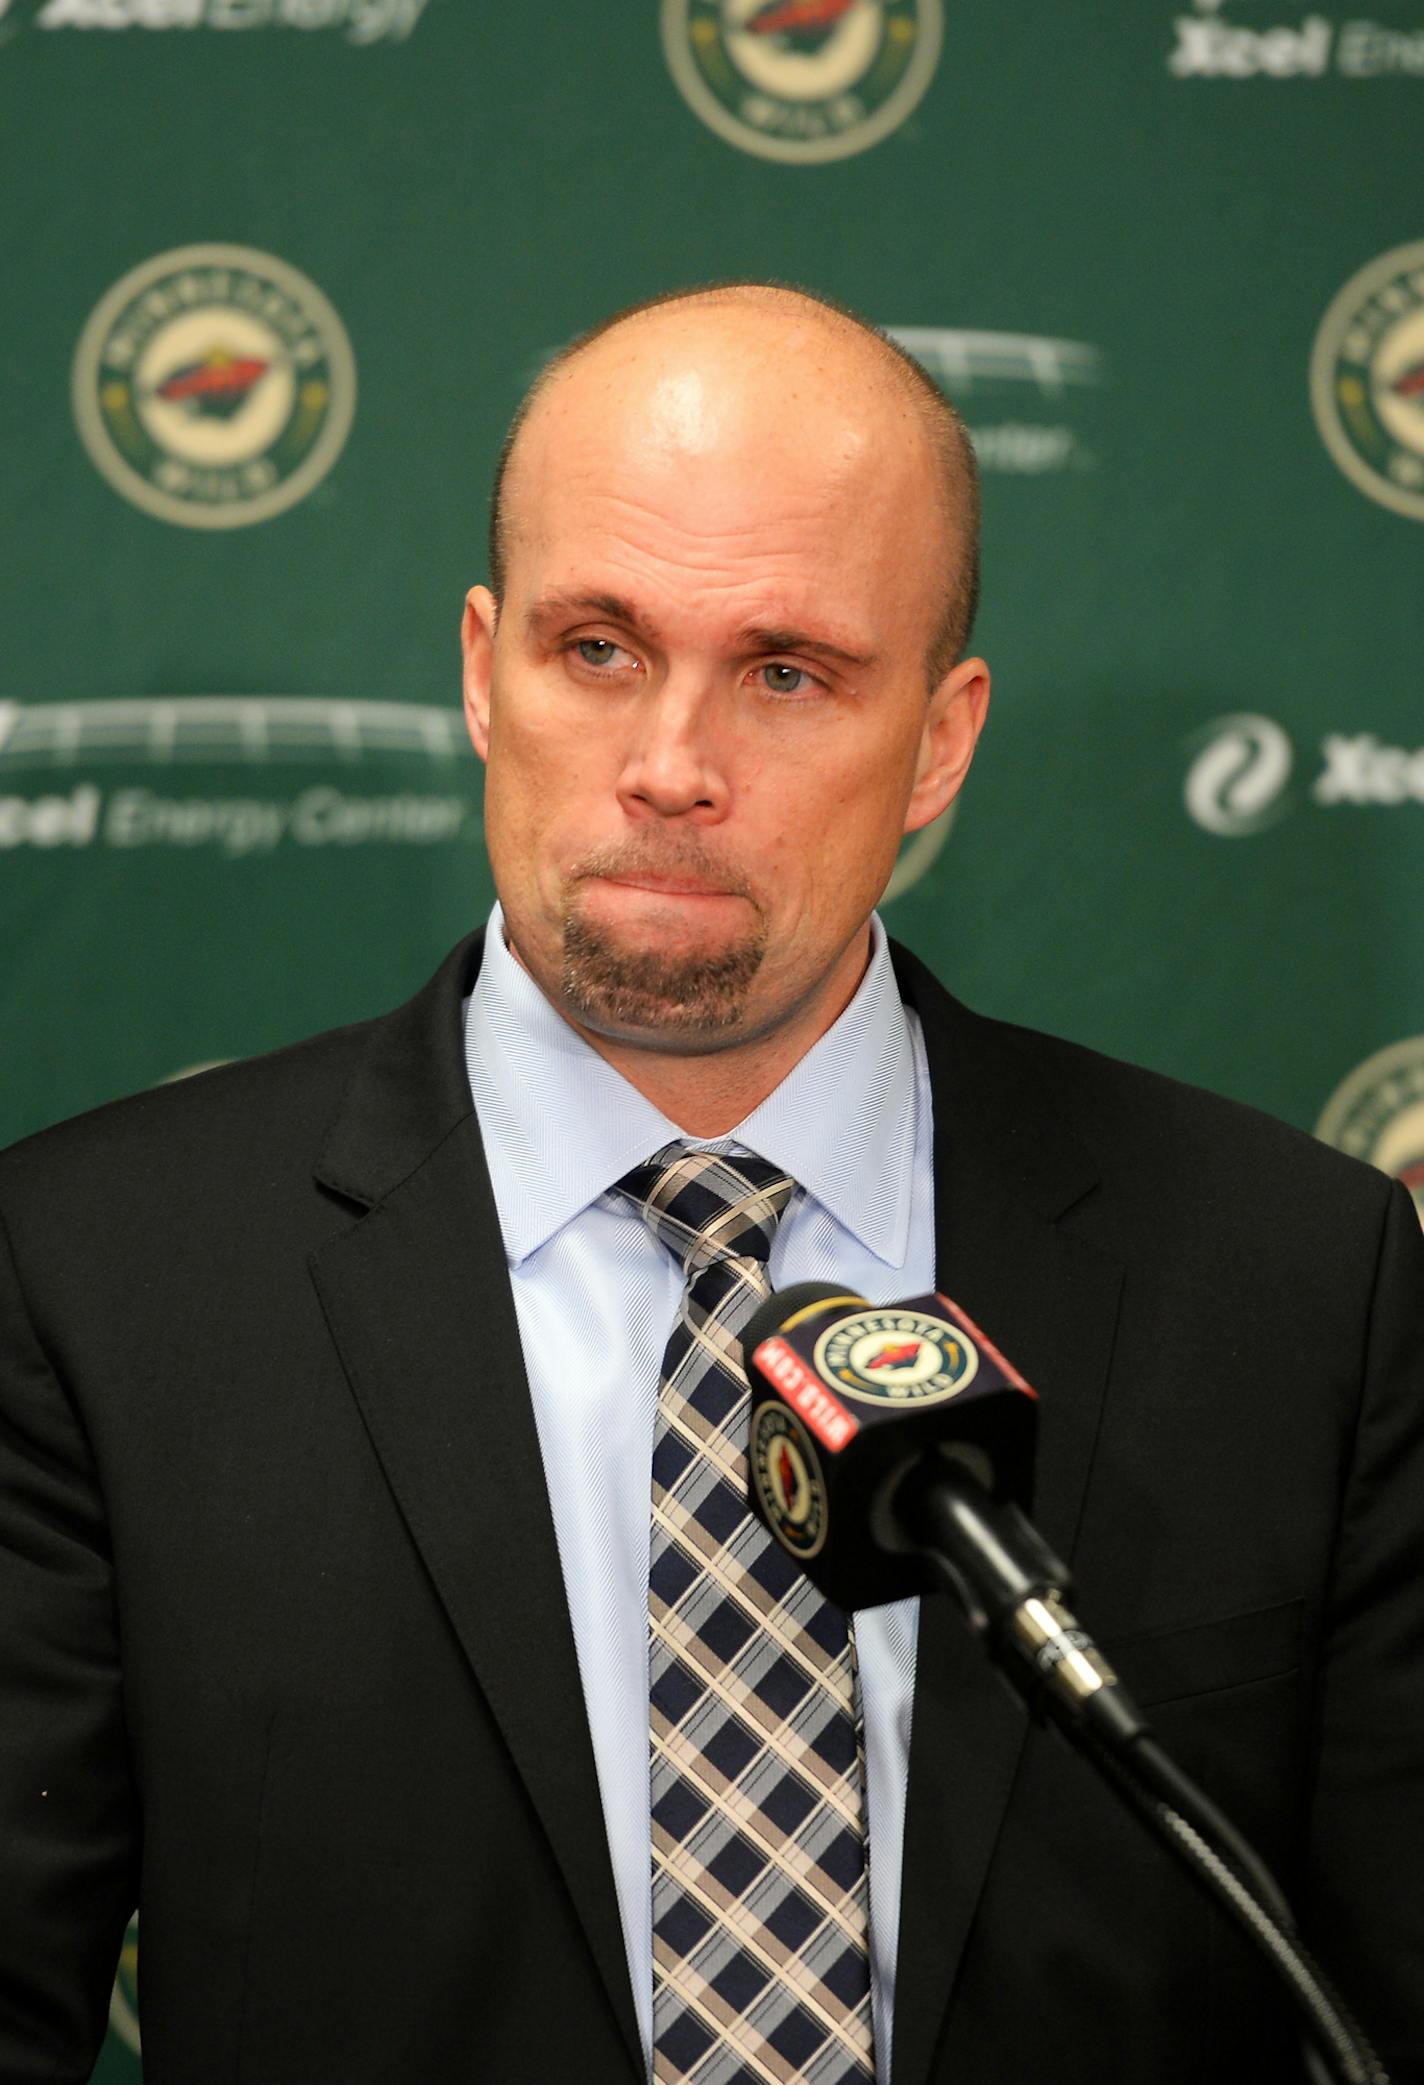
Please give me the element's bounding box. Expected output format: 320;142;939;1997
463;316;987;1062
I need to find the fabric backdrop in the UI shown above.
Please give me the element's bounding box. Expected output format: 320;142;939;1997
0;2;1418;2070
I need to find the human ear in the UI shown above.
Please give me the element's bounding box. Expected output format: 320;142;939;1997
903;657;990;834
460;585;499;762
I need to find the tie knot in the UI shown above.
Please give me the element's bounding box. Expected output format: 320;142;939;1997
614;1144;795;1279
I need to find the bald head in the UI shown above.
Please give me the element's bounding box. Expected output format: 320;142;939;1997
488;282;981;682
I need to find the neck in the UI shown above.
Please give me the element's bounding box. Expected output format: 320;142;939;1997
509;928;871;1138
583;1013;845;1138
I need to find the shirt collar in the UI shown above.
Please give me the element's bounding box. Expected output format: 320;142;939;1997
465;903;917;1270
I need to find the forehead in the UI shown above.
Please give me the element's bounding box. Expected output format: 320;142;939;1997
503;315;945;644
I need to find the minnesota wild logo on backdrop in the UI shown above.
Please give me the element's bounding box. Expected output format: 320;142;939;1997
1317;1037;1424;1227
72;244;356;529
661;0;942;163
107;1912;140;2058
1310;241;1424;522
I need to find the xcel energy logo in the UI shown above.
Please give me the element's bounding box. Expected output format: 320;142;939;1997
1185;713;1424;833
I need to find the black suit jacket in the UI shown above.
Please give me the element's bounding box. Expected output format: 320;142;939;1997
1;933;1420;2085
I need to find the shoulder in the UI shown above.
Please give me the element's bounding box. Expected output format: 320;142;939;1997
891;937;1397;1244
0;1015;379;1234
997;1016;1342;1178
0;930;483;1235
6;1012;374;1163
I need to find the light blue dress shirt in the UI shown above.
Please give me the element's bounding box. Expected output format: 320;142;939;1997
464;904;935;2085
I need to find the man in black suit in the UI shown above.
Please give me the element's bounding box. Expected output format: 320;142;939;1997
1;284;1420;2085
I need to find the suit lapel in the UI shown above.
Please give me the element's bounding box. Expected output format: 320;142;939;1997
888;946;1125;2085
307;934;642;2072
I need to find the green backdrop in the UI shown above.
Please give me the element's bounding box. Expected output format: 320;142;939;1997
0;2;1419;2072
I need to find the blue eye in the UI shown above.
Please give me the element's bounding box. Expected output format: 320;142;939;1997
576;639;621;668
758;662;814;696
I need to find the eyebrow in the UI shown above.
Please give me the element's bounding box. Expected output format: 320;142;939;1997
523;592;874;670
741;627;875;670
524;590;640;637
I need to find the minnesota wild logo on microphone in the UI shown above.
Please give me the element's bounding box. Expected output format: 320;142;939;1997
661;0;942;164
72;243;356;529
817;1304;978;1405
751;1405;828;1558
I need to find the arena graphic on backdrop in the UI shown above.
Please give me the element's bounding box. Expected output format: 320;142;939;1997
0;696;469;767
1167;0;1424;77
885;328;1104;474
1184;713;1424;832
73;246;356;529
661;0;943;164
1;0;427;41
0;698;478;856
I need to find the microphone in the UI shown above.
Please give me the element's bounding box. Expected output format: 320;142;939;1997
742;1285;1392;2084
742;1281;1145;1743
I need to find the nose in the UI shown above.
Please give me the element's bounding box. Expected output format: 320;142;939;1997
614;683;730;823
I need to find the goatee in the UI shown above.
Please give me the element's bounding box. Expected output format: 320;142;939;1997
561;911;766;1038
559;848;766;1040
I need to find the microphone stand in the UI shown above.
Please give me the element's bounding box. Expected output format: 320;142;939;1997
898;1458;1390;2085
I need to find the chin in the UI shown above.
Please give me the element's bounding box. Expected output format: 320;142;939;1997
560;909;766;1043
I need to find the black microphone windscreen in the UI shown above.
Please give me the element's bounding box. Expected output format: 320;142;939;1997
740;1281;868;1363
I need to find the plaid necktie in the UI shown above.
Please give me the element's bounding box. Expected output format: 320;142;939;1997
614;1144;875;2085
